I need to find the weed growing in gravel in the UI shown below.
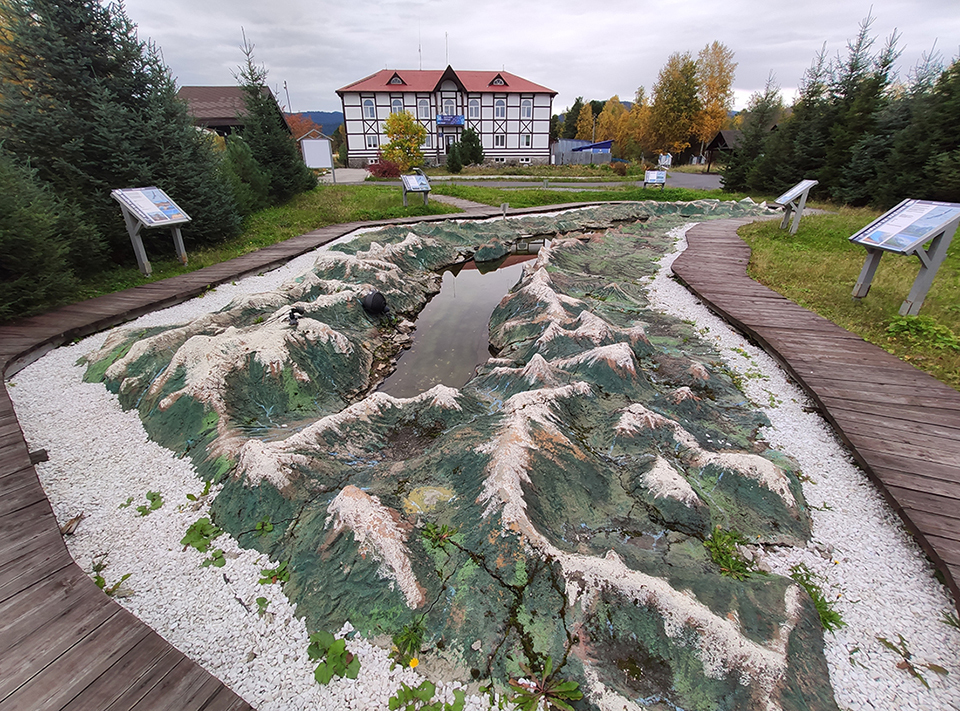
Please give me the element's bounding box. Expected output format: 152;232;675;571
508;656;583;711
135;491;163;516
202;548;225;568
876;633;949;688
703;526;758;580
259;560;290;584
181;517;223;553
307;630;360;684
118;496;134;509
941;611;960;630
392;618;426;667
256;596;269;616
388;680;465;711
185;480;213;502
91;554;131;596
789;563;845;632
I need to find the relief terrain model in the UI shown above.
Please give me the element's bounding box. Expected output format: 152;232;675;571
84;201;838;711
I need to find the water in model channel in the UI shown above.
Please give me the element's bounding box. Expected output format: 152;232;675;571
379;241;545;398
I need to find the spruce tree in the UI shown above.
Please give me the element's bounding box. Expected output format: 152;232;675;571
459;127;484;165
0;0;240;265
722;76;782;192
445;143;463;174
563;97;584;139
236;35;316;203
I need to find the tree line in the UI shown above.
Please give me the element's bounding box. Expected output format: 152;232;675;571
0;0;315;320
723;15;960;208
555;41;738;162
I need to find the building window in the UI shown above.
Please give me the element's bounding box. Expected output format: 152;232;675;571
494;156;506;163
518;157;531;164
468;99;480;119
521;134;532;148
366;134;379;149
368;157;379;165
422;134;432;149
391;98;403;114
494;99;506;118
494;134;505;148
443;98;456;115
418;99;430;119
363;99;375;119
521;99;532;119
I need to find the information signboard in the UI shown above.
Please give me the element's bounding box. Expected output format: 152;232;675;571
773;179;818;235
111;187;190;226
850;200;960;254
401;170;431;206
111;187;191;276
775;179;818;207
643;170;666;190
850;198;960;315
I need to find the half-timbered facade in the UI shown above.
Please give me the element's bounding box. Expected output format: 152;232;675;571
336;66;556;168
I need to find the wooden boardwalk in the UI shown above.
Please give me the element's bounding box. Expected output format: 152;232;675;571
673;218;960;614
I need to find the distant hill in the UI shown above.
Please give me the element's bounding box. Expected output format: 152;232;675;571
299;111;344;136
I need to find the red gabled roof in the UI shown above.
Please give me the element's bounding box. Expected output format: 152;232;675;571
336;67;556;96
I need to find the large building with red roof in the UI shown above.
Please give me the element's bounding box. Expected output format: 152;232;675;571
336;66;556;168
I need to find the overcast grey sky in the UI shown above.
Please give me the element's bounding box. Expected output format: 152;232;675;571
122;0;959;114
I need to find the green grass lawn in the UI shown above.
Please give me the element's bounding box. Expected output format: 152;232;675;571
740;209;960;390
72;184;460;302
430;183;758;208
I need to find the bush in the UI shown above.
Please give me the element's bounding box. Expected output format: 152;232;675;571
611;161;627;176
446;143;463;174
221;135;271;217
0;151;92;320
368;159;401;178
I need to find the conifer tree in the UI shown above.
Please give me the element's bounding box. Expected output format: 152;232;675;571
0;0;240;264
562;97;584;139
722;76;782;191
236;34;316;203
445;142;463;173
459;127;484;165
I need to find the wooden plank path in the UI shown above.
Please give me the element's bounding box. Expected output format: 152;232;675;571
672;218;960;614
0;201;606;710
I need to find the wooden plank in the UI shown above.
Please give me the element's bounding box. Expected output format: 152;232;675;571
925;534;960;566
829;418;960;457
885;485;960;517
0;584;118;699
903;508;960;541
0;500;59;567
0;470;48;517
1;611;148;710
0;537;72;603
127;659;223;711
0;566;94;656
200;687;252;711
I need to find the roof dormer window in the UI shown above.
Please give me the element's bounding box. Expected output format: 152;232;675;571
388;72;405;85
490;73;507;86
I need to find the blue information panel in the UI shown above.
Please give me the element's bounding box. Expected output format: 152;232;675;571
850;199;960;254
401;174;431;192
644;170;666;185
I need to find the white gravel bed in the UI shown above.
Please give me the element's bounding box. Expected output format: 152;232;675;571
648;225;960;711
6;217;960;711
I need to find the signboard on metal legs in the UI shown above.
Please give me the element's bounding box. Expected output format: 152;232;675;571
111;187;191;276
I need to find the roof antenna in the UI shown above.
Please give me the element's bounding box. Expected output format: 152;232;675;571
419;21;422;70
445;32;448;65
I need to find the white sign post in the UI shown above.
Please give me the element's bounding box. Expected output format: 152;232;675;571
643;170;667;191
774;179;818;235
111;187;191;277
850;199;960;315
301;137;336;183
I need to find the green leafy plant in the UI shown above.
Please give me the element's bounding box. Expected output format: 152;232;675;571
136;490;163;516
186;480;213;502
255;516;274;536
885;316;960;351
391;618;426;666
202;548;226;568
91;555;131;596
508;657;583;711
181;517;223;553
876;633;948;689
789;563;845;631
307;630;360;684
256;596;270;616
421;522;457;550
388;680;465;711
941;611;960;630
703;526;758;580
259;560;290;585
118;496;134;509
